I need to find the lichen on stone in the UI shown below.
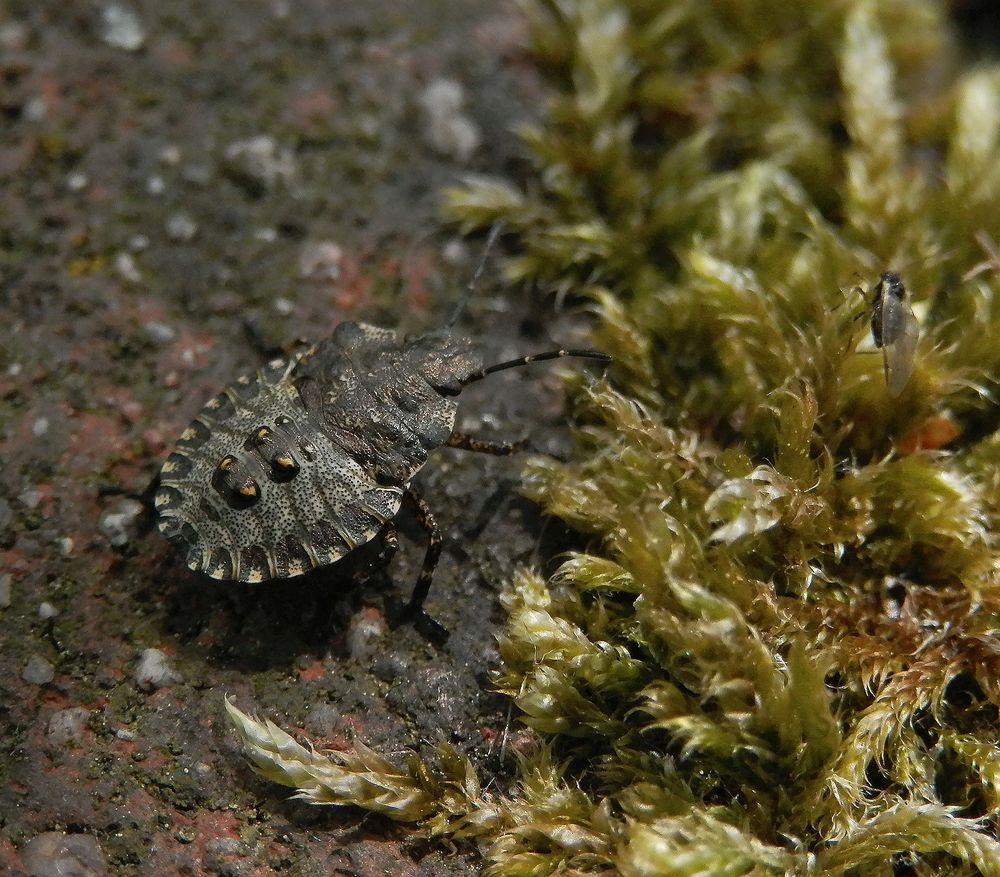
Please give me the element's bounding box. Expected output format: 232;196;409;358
228;0;1000;873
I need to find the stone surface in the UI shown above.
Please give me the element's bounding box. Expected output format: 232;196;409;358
0;2;574;875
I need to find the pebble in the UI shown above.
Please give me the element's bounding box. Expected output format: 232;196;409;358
204;836;242;858
223;135;296;193
166;212;198;242
32;416;50;437
418;78;481;162
159;144;181;165
24;95;47;122
22;654;55;685
18;488;43;510
346;609;387;660
66;171;89;192
98;499;145;548
0;21;29;51
144;319;176;343
442;238;470;267
203;836;249;875
304;703;341;735
99;4;146;52
371;653;409;683
38;601;59;619
21;832;109;877
180;162;213;186
297;240;342;280
115;252;142;283
47;707;91;746
135;647;182;691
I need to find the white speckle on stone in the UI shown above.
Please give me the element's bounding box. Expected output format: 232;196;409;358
114;727;136;741
418;78;481;162
22;654;55;685
420;78;464;114
59;537;74;556
7;362;22;376
147;174;165;195
166;212;198;241
21;831;109;877
47;707;91;746
23;95;47;122
253;226;277;242
0;573;11;608
98;499;145;549
66;171;89;192
115;252;142;283
128;233;149;252
39;601;59;620
0;21;29;51
273;297;294;316
180;162;212;186
297;240;342;280
100;4;146;52
32;417;50;437
18;488;43;509
159;144;181;165
143;320;176;343
135;648;182;691
346;609;387;660
442;238;470;267
223;135;296;192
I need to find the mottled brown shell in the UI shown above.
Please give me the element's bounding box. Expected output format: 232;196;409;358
155;321;482;583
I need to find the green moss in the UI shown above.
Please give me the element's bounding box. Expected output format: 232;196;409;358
229;0;1000;873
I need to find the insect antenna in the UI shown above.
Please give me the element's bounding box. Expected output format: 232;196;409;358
446;222;506;329
460;348;612;387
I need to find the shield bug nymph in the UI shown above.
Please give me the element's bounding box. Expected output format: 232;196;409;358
153;251;610;632
868;270;919;397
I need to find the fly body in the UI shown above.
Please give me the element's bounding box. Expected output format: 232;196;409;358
869;270;918;397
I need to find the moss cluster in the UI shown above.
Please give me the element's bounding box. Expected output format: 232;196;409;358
230;0;1000;873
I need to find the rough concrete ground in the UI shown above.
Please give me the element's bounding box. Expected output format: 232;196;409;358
0;2;594;874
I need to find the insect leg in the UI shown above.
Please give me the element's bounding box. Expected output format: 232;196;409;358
400;487;449;643
446;432;529;456
378;523;400;565
403;487;442;612
98;472;160;517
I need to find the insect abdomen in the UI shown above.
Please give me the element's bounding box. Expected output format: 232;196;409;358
155;356;402;582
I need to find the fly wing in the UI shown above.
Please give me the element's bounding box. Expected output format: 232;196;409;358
881;304;919;397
